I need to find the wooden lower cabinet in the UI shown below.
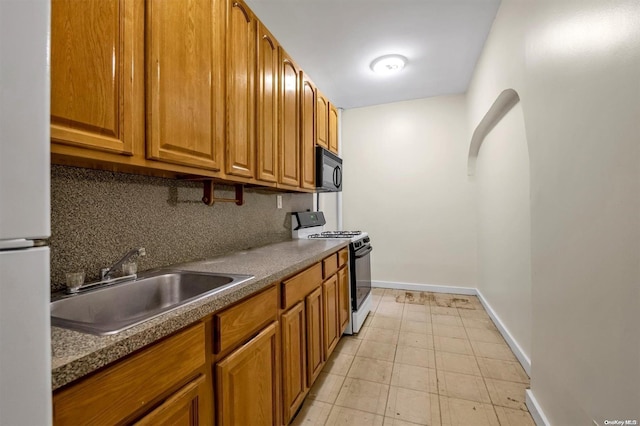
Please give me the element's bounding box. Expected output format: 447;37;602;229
281;302;307;423
323;275;340;359
53;323;208;425
279;262;330;425
278;250;347;425
214;285;277;355
305;286;324;385
134;375;206;426
338;266;350;334
53;252;351;426
216;322;280;426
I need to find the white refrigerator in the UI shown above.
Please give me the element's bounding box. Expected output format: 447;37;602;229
0;0;52;425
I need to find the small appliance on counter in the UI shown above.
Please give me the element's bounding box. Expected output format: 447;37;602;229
292;211;372;334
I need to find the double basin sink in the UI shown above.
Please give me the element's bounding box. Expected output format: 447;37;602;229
51;270;253;335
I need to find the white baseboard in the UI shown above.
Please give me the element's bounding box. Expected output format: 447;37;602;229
372;280;477;295
526;389;550;426
372;281;531;376
476;289;531;376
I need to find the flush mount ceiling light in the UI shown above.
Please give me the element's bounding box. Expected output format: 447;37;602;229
370;54;407;75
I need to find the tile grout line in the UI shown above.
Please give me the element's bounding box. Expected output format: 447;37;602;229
431;297;466;424
425;300;444;426
310;290;534;424
456;300;502;422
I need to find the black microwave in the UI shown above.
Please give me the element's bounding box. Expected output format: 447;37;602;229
316;147;342;192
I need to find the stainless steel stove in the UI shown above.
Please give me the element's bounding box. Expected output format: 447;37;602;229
292;211;372;334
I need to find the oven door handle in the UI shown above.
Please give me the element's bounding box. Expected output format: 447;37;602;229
354;245;373;258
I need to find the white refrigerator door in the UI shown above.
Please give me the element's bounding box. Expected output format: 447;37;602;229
0;247;52;426
0;0;51;242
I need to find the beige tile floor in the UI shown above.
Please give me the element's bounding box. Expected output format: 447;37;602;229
291;288;536;426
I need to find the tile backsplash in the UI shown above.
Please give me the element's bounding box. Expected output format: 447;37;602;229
50;165;312;292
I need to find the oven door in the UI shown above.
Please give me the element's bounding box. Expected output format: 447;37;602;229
350;242;372;311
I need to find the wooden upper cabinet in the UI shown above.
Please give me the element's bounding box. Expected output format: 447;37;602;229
300;74;316;190
146;0;225;171
256;23;279;183
328;103;339;154
226;0;256;178
51;0;143;155
315;90;329;150
278;49;301;188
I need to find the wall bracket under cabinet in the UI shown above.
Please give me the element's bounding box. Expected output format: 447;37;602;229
181;178;245;206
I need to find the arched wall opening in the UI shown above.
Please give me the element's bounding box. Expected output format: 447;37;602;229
469;89;532;371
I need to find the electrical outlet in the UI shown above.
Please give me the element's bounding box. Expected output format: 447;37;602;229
277;195;282;209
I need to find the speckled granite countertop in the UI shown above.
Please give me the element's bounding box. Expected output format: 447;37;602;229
51;239;349;390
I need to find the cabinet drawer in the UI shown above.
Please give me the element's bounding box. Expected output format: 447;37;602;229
214;285;277;354
338;248;348;267
281;263;322;310
53;323;205;426
322;254;338;279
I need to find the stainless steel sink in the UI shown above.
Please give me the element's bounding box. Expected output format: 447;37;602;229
51;270;253;335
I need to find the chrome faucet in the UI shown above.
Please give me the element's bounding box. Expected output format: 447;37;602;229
100;247;146;280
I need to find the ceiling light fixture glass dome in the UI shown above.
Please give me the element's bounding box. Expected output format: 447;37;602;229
370;54;407;75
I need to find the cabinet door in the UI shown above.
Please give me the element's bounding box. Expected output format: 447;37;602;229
217;322;279;426
278;49;301;188
323;275;340;358
51;0;142;155
256;23;279;183
134;375;206;426
316;90;329;150
338;267;350;334
281;302;306;423
300;74;316;190
147;0;225;171
53;323;206;425
328;103;339;154
226;0;255;178
305;286;324;385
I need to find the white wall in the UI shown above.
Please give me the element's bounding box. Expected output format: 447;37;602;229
466;0;532;376
468;0;640;423
342;95;477;288
315;192;339;230
341;0;640;421
474;101;532;362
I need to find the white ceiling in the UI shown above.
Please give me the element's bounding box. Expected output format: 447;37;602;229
246;0;501;109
